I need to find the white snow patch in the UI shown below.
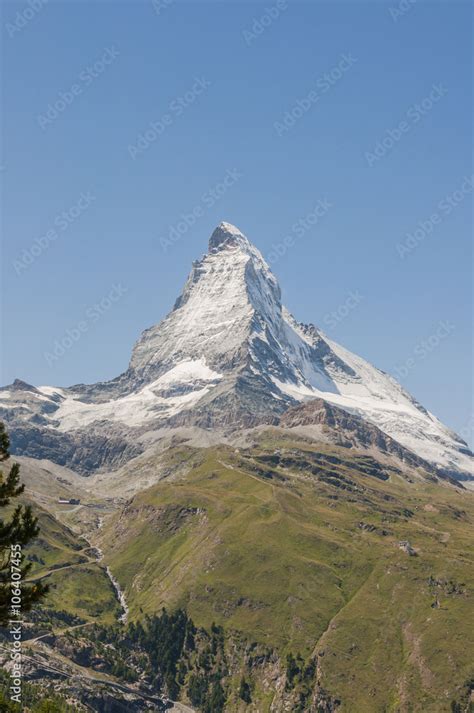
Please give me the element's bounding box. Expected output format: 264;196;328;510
52;359;222;431
272;378;317;401
38;386;67;398
156;358;222;385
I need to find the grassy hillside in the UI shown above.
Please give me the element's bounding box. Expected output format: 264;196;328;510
100;434;474;712
24;499;121;625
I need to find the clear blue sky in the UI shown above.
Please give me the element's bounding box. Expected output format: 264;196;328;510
1;0;472;445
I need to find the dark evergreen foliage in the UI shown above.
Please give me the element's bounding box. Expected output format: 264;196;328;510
0;422;48;625
239;676;252;703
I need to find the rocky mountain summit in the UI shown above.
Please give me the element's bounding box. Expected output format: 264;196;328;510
1;222;472;480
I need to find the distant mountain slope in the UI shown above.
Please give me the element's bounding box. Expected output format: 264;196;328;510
1;222;471;480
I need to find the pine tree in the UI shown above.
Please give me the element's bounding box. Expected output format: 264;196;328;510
207;680;225;713
238;676;252;704
0;422;48;625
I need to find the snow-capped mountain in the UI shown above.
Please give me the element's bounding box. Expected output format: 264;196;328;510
1;222;472;479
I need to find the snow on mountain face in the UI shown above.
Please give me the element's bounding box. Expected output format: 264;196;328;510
271;329;472;477
129;222;288;383
0;222;472;479
130;222;342;397
46;360;223;431
130;223;261;376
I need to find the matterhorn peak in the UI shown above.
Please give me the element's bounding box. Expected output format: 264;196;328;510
208;221;250;251
1;221;471;483
207;221;277;294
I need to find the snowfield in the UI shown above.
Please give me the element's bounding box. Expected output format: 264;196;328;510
32;360;223;431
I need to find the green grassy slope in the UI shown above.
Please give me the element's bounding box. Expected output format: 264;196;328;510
100;436;474;712
24;500;121;625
